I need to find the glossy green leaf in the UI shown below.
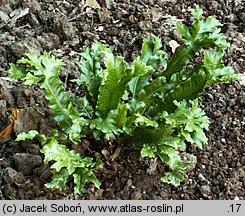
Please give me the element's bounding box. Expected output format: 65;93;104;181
127;57;153;99
96;52;128;118
134;113;158;128
89;110;122;140
189;5;203;20
8;52;80;132
163;5;228;81
166;70;206;101
141;35;167;69
8;63;27;79
74;42;110;109
68;118;89;144
116;103;129;129
16;130;47;144
160;99;209;150
161;169;185;187
136;76;168;109
45;168;70;192
203;50;240;84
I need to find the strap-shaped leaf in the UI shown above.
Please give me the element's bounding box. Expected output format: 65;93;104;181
39;53;80;131
160;99;209;150
72;97;93;119
41;53;80;130
75;42;109;109
140;35;167;69
163;44;199;81
42;140;100;193
154;70;208;113
96;52;128;118
41;77;78;131
163;6;228;81
8;52;80;132
16;130;47;143
17;130;100;193
139;131;190;187
68;117;89;144
165;70;207;102
116;103;130;129
125;102;146;129
127;57;153;99
135;76;169;109
73;168;101;194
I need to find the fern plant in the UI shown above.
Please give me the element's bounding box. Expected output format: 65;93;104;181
8;6;240;193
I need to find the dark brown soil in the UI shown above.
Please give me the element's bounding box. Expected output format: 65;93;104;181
0;0;244;200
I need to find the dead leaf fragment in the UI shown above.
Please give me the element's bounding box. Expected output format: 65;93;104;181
0;108;19;142
10;8;29;23
101;149;111;160
110;147;121;161
98;7;110;23
169;40;180;53
0;11;10;22
85;7;95;18
95;189;104;199
240;74;245;86
0;8;29;28
84;0;101;9
129;15;137;23
146;158;158;174
0;122;14;140
96;25;104;31
152;9;162;22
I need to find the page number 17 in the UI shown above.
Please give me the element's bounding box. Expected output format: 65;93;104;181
228;204;241;213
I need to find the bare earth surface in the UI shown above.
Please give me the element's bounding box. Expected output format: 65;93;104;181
0;0;244;200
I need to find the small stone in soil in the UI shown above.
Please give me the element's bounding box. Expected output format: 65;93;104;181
3;167;26;185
